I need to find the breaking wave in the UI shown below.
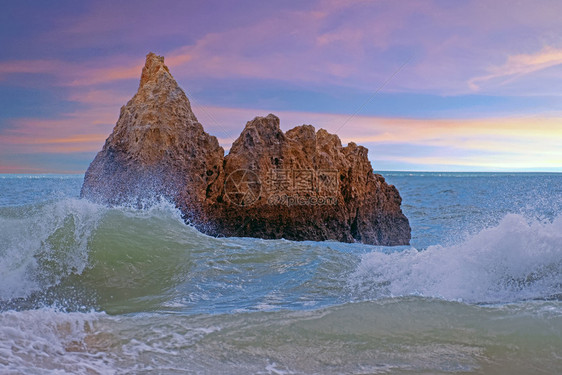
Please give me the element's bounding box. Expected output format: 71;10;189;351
2;173;560;374
350;214;562;303
1;194;560;315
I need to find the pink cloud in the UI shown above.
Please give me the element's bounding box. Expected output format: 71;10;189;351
67;89;131;107
1;0;561;173
66;64;142;86
0;133;107;153
0;105;116;156
0;60;61;77
0;164;70;174
2;99;560;171
2;0;561;96
155;0;561;95
0;54;144;88
468;46;562;91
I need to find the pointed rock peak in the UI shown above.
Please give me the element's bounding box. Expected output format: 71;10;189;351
286;124;316;140
250;114;283;138
265;113;279;122
244;113;280;131
139;52;172;88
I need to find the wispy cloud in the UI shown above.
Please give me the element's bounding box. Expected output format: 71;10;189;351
469;46;562;91
2;100;561;172
67;64;142;86
0;60;62;77
2;1;561;96
1;0;561;173
0;106;116;155
0;56;142;87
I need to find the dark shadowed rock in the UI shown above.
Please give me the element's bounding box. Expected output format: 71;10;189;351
82;53;411;246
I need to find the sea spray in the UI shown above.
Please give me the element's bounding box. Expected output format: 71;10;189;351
0;197;197;312
0;199;102;301
349;213;562;303
1;173;561;374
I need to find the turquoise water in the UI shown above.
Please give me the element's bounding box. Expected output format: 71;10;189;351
0;173;561;374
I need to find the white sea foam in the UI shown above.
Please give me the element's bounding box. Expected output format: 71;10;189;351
0;196;190;303
350;214;562;303
0;199;104;300
0;308;114;374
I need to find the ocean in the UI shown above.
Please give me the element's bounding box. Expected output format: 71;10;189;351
0;172;560;374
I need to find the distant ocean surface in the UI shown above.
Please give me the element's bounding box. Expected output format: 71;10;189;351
0;172;561;374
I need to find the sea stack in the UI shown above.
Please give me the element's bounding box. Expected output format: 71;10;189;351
82;53;411;246
81;53;224;223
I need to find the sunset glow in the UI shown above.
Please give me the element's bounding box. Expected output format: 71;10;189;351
0;0;561;173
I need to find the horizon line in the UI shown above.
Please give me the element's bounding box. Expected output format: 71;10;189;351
1;170;561;175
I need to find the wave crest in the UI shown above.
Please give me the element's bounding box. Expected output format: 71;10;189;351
0;197;187;304
350;214;562;303
0;199;103;301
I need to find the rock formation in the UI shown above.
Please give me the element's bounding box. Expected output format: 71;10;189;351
82;53;411;246
81;53;224;223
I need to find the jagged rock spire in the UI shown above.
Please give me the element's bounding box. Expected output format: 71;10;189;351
81;52;224;215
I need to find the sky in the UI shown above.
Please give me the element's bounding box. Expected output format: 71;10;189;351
0;0;561;173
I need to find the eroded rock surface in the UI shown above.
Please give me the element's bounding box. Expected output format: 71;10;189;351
206;114;411;245
82;53;411;245
81;53;224;223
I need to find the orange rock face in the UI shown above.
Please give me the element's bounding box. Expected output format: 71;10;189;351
81;53;224;222
82;53;411;245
